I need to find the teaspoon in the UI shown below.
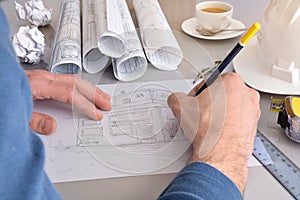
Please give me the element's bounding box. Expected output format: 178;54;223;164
195;25;248;36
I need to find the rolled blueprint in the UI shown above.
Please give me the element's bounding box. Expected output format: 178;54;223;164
95;0;127;58
49;0;81;74
110;0;147;81
82;0;110;74
133;0;183;71
112;49;148;82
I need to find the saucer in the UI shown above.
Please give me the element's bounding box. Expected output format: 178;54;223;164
181;17;246;40
233;36;300;95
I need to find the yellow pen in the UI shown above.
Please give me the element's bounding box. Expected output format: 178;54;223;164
194;22;261;96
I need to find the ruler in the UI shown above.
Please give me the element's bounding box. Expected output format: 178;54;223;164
253;131;300;199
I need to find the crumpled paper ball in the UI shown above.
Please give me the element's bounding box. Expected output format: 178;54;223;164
15;0;52;27
12;25;45;64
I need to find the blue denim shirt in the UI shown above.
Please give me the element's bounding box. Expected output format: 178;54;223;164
0;7;62;200
158;162;242;200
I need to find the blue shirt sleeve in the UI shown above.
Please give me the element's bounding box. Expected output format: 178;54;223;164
0;7;62;200
158;162;243;200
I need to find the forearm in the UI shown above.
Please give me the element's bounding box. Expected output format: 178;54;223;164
158;162;243;200
189;146;249;193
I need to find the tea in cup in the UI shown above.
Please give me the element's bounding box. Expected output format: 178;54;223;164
195;1;233;33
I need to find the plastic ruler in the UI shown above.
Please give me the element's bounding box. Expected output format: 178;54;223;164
253;130;300;199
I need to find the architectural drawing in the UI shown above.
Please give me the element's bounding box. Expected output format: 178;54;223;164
36;79;259;183
48;84;186;148
37;80;193;183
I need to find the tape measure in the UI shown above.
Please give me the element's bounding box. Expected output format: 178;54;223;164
253;131;300;199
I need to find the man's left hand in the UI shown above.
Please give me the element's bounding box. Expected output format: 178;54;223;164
25;70;112;135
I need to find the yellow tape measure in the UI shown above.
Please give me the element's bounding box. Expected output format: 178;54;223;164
288;96;300;118
276;96;300;143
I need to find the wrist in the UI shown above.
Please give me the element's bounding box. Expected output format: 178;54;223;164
189;148;248;193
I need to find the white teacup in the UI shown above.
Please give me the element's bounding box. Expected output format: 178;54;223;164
195;1;233;33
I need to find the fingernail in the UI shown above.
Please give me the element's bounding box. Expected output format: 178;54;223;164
96;110;103;120
106;100;112;110
42;118;54;133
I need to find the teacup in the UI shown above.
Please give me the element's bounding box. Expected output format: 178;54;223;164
195;1;233;33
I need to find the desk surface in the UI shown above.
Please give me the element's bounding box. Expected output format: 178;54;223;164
1;0;298;199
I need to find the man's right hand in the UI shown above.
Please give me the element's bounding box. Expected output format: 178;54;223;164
167;73;261;193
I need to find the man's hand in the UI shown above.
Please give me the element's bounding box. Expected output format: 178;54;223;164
167;73;261;193
26;70;112;135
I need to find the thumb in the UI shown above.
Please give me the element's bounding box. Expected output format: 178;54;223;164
167;92;187;122
168;92;200;141
29;112;57;135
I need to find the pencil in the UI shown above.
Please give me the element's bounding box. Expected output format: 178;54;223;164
194;22;261;96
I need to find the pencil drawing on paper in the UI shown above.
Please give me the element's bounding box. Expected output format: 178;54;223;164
49;84;186;149
39;81;192;183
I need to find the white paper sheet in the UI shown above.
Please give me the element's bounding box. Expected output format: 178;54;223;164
35;79;260;183
36;79;193;183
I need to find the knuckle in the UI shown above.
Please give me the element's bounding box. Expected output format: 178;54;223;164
167;93;177;106
226;72;243;82
167;94;181;112
247;88;261;116
249;88;260;104
66;89;74;103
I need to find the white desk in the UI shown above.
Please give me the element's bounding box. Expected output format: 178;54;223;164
1;0;297;199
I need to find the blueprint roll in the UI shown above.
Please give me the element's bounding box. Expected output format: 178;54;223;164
133;0;183;71
82;0;111;74
82;48;111;74
97;32;127;59
49;0;82;74
106;0;148;81
95;0;127;58
112;52;148;82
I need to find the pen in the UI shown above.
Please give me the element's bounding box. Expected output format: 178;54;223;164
194;22;261;96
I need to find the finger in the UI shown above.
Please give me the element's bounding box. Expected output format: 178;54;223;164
189;72;244;97
167;92;187;122
26;70;110;122
96;87;111;101
72;90;104;120
189;79;206;96
168;92;201;142
94;88;112;111
76;77;111;100
75;78;112;111
26;70;75;102
29;112;57;135
29;73;111;113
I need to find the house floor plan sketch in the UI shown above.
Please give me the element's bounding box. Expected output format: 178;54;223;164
35;79;193;183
